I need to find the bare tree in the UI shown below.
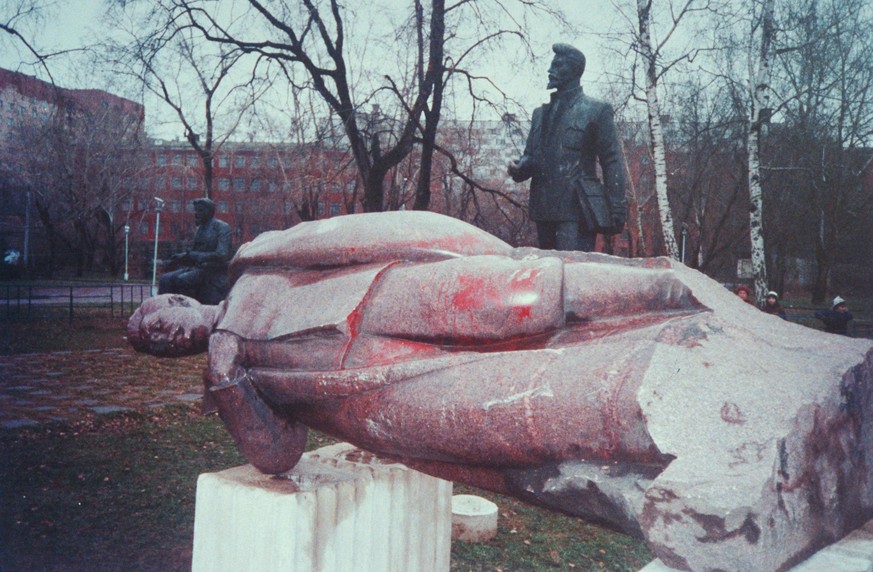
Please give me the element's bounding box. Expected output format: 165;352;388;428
605;0;722;258
767;0;873;302
14;90;146;275
1;0;53;81
152;0;563;214
104;1;270;199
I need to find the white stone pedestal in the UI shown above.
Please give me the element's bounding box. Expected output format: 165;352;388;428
192;443;452;572
451;494;498;542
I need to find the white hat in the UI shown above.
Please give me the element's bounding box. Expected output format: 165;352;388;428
832;296;846;309
767;291;778;298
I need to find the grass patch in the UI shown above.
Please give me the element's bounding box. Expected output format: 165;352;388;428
0;311;132;355
0;405;245;571
450;485;651;571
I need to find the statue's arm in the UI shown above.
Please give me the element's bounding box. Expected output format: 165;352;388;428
508;108;543;182
206;331;308;474
595;103;627;226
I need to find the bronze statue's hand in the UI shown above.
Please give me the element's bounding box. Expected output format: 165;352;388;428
507;160;521;177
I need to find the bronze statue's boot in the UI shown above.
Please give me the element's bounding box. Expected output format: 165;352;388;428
209;373;308;474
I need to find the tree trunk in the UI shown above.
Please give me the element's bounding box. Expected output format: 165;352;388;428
747;0;775;305
637;0;679;259
413;0;446;211
362;135;385;212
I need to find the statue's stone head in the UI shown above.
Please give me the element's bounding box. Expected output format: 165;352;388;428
127;294;217;357
548;43;586;90
193;198;216;226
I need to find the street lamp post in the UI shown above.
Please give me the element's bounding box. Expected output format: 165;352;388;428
680;223;688;265
123;224;130;282
151;197;165;296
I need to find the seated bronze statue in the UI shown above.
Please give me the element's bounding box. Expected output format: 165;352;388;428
158;198;231;304
129;211;873;572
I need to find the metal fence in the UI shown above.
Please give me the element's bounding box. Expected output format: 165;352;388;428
1;283;151;321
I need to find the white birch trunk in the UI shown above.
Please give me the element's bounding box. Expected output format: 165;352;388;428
637;0;680;259
747;0;775;304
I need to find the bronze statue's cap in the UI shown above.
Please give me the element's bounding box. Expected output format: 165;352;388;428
552;43;586;74
193;198;214;207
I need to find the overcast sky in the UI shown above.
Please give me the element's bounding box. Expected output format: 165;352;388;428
1;1;628;139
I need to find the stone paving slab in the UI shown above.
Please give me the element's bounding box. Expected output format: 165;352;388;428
0;348;205;427
640;519;873;572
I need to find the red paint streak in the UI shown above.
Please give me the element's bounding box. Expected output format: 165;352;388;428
451;275;489;311
339;262;400;369
720;402;746;425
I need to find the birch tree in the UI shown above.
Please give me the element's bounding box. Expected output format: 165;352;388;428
621;0;722;258
745;0;775;303
635;0;679;258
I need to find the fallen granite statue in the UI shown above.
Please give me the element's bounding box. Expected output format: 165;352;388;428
128;211;873;572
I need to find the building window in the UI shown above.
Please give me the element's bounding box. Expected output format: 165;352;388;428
249;156;260;168
155;176;166;189
156;154;168;166
268;181;277;193
235;203;245;214
171;176;183;189
187;176;197;190
234;155;246;168
329;202;341;217
233;177;245;191
217;201;228;214
218;156;229;168
170;200;182;213
250;179;261;192
139;221;149;235
317;201;325;216
269;157;279;168
188;155;199;167
218;178;230;191
173;154;183;165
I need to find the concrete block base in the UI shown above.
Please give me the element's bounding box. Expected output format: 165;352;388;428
192;443;452;572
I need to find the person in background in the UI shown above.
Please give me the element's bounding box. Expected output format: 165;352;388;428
815;296;854;336
734;284;754;305
761;291;787;319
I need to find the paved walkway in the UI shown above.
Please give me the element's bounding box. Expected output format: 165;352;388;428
0;347;205;429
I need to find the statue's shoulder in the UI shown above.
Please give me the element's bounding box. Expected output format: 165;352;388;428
228;212;512;282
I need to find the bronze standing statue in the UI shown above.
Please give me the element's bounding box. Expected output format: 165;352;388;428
508;43;626;251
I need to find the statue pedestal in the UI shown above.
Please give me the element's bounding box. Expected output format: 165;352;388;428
191;443;452;572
